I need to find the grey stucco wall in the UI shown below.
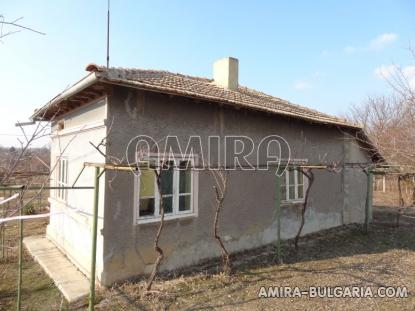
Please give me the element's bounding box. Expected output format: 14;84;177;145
100;86;369;285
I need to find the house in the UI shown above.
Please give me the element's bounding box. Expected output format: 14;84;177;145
31;57;381;286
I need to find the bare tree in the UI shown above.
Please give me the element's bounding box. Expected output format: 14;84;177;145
211;169;231;274
0;15;45;40
348;95;415;166
347;48;415;167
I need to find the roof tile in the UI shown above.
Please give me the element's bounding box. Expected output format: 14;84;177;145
90;65;357;128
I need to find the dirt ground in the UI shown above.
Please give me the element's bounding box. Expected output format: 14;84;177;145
1;206;415;310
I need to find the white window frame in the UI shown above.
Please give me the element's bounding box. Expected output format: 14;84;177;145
55;156;69;202
135;155;198;224
281;169;308;203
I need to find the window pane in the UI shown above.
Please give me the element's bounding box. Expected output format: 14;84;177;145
64;160;68;183
160;164;173;195
161;196;173;214
140;169;155;197
280;185;286;200
289;185;295;200
57;159;68;200
297;171;304;185
61;160;65;183
66;160;69;183
59;160;63;183
298;185;304;199
139;198;155;216
179;195;191;211
289;170;295;186
179;161;191;194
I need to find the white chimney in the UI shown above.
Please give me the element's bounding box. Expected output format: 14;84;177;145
213;57;239;90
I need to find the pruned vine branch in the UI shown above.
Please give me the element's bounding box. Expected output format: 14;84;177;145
211;169;231;274
294;168;314;250
146;162;167;291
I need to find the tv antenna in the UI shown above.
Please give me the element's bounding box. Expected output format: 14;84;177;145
106;0;110;68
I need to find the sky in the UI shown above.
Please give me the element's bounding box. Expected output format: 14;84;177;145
1;0;414;147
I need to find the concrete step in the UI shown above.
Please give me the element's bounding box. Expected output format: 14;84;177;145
23;235;90;304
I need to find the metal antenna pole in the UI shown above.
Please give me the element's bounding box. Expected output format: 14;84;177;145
106;0;110;68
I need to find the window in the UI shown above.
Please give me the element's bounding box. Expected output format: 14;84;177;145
136;157;197;223
56;157;68;201
280;169;307;202
374;175;386;192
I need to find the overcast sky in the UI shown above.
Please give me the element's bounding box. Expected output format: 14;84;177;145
1;0;414;147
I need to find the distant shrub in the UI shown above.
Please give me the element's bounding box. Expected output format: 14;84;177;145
22;204;36;215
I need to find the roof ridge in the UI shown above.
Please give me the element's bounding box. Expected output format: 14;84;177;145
80;63;356;128
238;86;349;123
87;63;212;83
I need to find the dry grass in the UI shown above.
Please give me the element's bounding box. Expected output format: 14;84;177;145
373;188;414;207
96;207;415;311
0;219;66;310
1;207;415;310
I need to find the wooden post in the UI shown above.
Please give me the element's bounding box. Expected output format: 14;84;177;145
275;172;282;263
0;226;3;260
364;170;373;234
89;167;100;311
1;190;4;259
17;191;23;311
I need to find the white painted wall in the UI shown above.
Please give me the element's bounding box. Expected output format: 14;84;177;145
47;98;107;281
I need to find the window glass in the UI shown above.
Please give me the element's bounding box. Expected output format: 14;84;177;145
139;161;156;217
179;161;191;194
60;160;64;183
298;171;304;185
162;196;173;214
140;169;155;198
139;198;155;216
289;185;295;199
56;158;68;201
179;195;191;212
289;170;295;186
160;162;174;195
137;157;195;221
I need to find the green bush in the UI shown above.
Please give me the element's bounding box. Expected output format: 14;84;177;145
22;204;36;215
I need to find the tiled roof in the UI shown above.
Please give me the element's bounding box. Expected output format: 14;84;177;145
87;64;360;129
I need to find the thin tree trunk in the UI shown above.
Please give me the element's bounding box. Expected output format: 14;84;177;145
396;175;404;228
294;169;314;250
